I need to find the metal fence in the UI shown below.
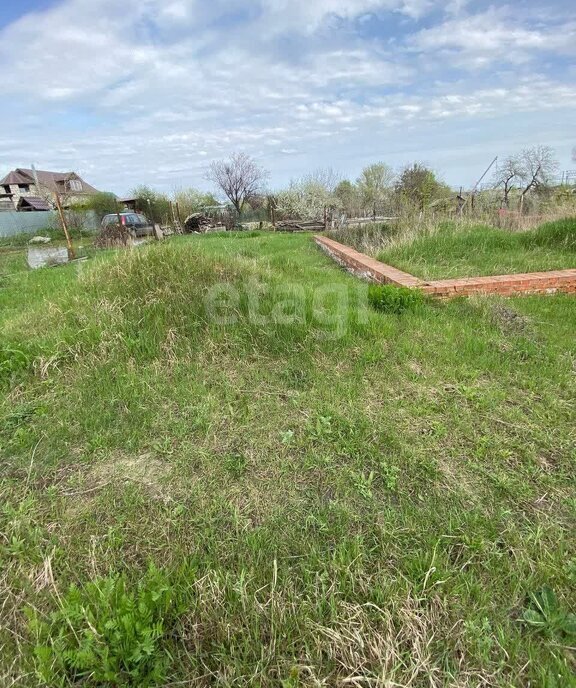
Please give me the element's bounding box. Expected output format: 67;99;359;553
0;210;99;237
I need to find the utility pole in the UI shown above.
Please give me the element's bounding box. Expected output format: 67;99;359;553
469;155;498;213
471;156;498;193
54;190;76;260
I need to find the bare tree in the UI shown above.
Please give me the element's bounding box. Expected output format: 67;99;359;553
493;155;522;208
517;145;559;210
207;152;268;214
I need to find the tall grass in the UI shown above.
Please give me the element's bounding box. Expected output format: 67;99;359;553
332;217;575;279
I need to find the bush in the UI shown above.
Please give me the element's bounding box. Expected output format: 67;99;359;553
368;284;425;314
28;567;182;686
93;222;134;248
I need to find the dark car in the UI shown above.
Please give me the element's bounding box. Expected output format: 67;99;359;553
101;212;154;237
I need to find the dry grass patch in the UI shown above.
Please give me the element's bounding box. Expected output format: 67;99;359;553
63;452;173;509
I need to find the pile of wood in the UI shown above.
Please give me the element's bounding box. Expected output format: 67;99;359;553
183;213;214;233
275;220;325;232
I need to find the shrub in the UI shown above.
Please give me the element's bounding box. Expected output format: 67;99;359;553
28;567;182;686
368;284;425;314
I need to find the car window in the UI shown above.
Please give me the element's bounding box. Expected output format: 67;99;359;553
125;214;139;225
137;214;149;224
102;215;114;227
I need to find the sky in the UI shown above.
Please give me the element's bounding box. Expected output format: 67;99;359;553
0;0;574;196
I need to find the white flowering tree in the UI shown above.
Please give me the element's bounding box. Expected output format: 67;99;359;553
275;169;342;221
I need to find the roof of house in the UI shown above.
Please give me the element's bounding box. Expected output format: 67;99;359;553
0;168;100;194
17;196;52;211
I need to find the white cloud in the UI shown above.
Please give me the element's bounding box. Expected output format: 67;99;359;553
0;0;573;192
409;6;576;65
258;0;427;32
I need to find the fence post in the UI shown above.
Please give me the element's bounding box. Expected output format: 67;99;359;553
54;191;75;260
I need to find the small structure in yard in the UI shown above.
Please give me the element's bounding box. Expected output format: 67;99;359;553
118;197;138;211
17;196;51;211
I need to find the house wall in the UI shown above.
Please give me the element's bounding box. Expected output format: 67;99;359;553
5;185;97;210
0;210;99;237
3;183;44;208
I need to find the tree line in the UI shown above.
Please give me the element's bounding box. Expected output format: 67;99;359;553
204;146;567;221
79;145;570;225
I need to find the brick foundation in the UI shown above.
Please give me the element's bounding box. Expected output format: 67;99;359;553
314;235;576;298
314;235;424;287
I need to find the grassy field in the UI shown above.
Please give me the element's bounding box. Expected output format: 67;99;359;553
333;218;576;280
1;229;575;686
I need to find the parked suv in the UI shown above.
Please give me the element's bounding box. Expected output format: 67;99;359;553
101;212;154;237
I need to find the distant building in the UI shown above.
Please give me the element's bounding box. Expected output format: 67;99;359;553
0;168;101;211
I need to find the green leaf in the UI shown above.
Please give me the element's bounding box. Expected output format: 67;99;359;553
559;613;576;637
523;609;546;627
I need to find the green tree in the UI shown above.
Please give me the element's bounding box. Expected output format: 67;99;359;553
71;191;118;220
131;185;171;223
357;163;395;217
334;180;359;215
395;164;450;211
173;188;219;218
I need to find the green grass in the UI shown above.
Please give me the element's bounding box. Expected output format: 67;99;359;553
375;218;576;280
1;231;575;686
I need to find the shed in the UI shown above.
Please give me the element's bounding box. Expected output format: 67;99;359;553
17;196;51;211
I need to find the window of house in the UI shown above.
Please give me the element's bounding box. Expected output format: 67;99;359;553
18;184;30;192
68;179;83;192
2;185;11;194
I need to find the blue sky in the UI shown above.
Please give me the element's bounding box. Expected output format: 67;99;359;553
0;0;574;195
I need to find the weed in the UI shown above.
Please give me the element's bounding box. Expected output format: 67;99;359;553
27;567;180;687
378;459;400;491
223;451;248;477
307;414;333;441
522;586;576;639
368;284;425;314
0;343;35;382
463;617;494;660
280;429;295;444
351;470;376;499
